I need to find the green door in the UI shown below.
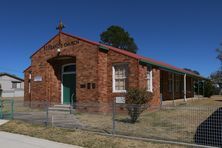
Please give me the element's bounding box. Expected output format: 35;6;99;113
63;74;76;104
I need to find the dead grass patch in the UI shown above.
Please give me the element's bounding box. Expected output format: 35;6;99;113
0;120;186;148
75;96;222;143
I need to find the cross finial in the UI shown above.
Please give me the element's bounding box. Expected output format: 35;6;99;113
56;20;65;32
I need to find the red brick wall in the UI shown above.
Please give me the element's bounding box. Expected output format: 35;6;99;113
27;33;99;103
138;64;160;106
24;32;162;108
97;49;108;103
186;76;194;98
151;68;161;106
24;67;31;102
160;70;194;100
107;50;139;104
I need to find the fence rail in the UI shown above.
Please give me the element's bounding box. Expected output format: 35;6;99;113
1;99;222;147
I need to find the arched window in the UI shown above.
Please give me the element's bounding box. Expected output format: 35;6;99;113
63;64;76;73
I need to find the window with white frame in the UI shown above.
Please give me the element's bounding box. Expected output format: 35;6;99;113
112;64;127;92
168;73;173;92
147;66;153;92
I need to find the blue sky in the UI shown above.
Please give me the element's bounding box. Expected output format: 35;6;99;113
0;0;222;78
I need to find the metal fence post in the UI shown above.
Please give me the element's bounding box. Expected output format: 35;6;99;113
52;115;54;127
0;99;2;119
45;100;48;127
160;93;163;108
112;98;116;136
11;99;14;119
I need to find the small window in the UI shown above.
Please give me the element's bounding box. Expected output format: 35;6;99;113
12;82;17;89
12;82;21;89
63;65;76;73
147;66;153;92
80;84;86;88
87;83;91;89
92;83;96;89
112;64;127;92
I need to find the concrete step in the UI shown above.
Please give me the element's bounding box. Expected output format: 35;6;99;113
48;104;75;113
53;104;71;108
48;107;71;112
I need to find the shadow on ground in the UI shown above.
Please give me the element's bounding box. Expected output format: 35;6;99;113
194;107;222;147
214;100;222;102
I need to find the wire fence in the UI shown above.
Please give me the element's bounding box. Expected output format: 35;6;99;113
1;99;222;147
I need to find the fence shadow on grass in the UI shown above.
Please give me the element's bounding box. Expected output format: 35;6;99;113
194;107;222;147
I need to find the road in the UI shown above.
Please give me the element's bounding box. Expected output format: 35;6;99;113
0;131;81;148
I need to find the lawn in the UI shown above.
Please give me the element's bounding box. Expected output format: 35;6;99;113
75;96;222;144
0;120;186;148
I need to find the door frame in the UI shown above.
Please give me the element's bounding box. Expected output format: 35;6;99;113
61;63;76;104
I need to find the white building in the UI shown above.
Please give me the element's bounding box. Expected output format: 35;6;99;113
0;73;24;98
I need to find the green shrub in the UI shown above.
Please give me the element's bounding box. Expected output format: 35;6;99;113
125;88;153;123
204;81;214;98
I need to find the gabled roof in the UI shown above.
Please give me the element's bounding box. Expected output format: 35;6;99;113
23;66;31;73
30;33;59;58
30;31;206;79
0;73;24;81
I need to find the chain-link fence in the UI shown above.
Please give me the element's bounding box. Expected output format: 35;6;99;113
114;104;221;147
2;99;222;147
0;99;14;119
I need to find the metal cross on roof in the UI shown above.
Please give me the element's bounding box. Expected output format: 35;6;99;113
56;20;65;32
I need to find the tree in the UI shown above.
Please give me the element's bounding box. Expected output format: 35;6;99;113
210;70;222;84
216;47;222;69
100;25;138;53
203;81;214;98
184;68;200;75
210;70;222;95
210;43;222;95
125;88;153;123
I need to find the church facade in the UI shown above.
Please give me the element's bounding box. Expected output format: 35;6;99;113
24;29;205;107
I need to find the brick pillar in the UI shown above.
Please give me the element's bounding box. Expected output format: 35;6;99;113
150;68;161;106
97;50;108;111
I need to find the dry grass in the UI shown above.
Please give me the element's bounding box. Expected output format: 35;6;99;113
186;96;222;106
1;96;222;147
76;96;222;143
0;120;186;148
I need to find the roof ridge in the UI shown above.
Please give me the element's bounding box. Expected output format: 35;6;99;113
0;73;24;81
61;32;204;78
29;31;205;79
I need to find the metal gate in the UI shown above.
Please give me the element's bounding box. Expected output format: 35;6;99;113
0;99;14;119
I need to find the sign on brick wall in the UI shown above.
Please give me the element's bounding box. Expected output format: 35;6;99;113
116;97;125;104
44;40;80;51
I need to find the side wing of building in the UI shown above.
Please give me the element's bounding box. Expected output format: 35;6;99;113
0;75;24;98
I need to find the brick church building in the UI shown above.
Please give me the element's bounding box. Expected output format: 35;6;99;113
24;24;205;107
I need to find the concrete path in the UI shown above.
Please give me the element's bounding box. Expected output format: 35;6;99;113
0;131;81;148
0;119;8;125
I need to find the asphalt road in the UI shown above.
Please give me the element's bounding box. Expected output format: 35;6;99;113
0;131;81;148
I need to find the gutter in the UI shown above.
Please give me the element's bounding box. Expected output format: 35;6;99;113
139;59;208;80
